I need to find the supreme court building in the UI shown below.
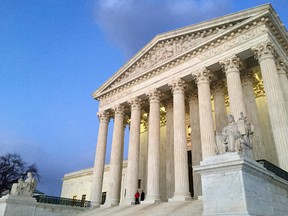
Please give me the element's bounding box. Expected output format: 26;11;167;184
62;4;288;209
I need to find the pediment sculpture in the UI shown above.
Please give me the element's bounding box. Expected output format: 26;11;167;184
10;172;37;196
216;112;254;158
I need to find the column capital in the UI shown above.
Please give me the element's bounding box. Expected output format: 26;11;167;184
141;118;149;131
219;55;243;75
211;80;226;95
276;58;288;75
128;97;142;110
251;41;278;62
241;70;254;86
168;79;187;94
97;111;110;123
112;104;125;117
162;98;173;110
124;115;130;129
146;89;163;103
188;90;198;104
193;68;212;85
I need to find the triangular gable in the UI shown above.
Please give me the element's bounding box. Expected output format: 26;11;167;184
93;4;272;99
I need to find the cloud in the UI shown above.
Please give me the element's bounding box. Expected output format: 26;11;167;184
94;0;231;58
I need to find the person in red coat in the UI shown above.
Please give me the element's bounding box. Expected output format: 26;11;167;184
134;191;140;204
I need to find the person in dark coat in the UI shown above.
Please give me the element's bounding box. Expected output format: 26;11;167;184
140;190;145;201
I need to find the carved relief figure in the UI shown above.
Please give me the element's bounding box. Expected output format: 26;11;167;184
10;172;37;196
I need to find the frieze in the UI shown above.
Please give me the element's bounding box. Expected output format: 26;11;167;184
199;24;268;61
98;18;275;106
100;88;133;107
109;27;228;89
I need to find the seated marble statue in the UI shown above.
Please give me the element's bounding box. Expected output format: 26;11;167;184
237;112;254;158
10;172;37;196
216;113;254;158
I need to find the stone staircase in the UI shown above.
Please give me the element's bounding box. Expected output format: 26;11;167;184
79;199;203;216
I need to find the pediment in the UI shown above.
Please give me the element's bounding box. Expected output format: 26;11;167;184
93;4;276;100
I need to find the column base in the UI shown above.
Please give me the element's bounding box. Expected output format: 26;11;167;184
169;192;192;202
90;201;101;208
141;194;161;204
103;198;119;207
120;197;134;206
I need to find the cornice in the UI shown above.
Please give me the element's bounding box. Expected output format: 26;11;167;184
94;5;287;104
93;5;271;97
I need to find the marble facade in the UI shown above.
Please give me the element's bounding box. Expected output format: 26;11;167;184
89;4;288;208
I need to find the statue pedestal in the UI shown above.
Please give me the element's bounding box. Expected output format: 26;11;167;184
194;152;288;216
0;195;37;216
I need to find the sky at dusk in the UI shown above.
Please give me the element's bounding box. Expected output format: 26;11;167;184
1;0;288;196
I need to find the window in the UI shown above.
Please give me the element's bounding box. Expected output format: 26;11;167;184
138;179;141;188
81;194;86;207
81;194;86;201
101;192;106;204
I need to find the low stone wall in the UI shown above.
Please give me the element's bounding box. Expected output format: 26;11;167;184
0;195;87;216
194;152;288;216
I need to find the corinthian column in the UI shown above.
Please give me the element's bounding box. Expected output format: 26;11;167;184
252;41;288;171
241;72;265;160
90;111;110;207
106;105;125;206
188;92;202;197
220;55;246;120
193;68;215;159
276;59;288;109
145;89;163;203
168;79;191;201
123;98;142;204
212;80;227;133
164;99;174;199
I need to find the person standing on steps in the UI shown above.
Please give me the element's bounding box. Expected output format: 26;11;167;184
134;190;140;205
140;190;145;201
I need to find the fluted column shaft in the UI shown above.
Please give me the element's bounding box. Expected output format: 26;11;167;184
106;105;125;206
220;56;246;120
145;90;162;202
90;111;110;207
241;72;265;160
169;79;191;201
124;98;142;204
193;68;215;159
252;41;288;171
165;100;174;199
189;93;202;197
212;81;227;133
277;59;288;109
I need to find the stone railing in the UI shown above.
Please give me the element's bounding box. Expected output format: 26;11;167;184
257;159;288;181
34;195;91;208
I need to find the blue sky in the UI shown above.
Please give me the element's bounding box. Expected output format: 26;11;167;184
1;0;287;196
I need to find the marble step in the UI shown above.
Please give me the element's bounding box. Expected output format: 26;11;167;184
79;199;203;216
